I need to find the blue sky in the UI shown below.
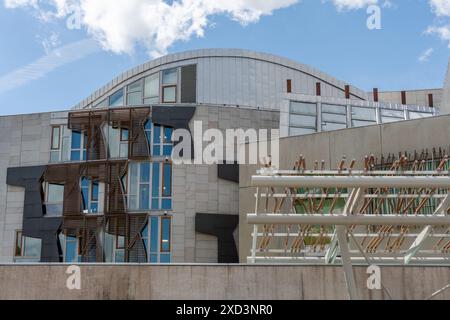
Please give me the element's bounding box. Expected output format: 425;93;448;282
0;0;450;115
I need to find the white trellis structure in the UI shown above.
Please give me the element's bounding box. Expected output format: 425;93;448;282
247;155;450;298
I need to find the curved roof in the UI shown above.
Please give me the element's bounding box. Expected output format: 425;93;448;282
72;48;368;109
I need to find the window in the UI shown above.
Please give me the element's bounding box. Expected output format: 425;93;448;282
144;73;159;104
144;121;173;156
127;162;172;211
102;124;128;158
289;101;317;134
51;126;60;150
162;68;177;103
44;183;64;217
14;230;42;260
64;235;81;263
322;104;347;131
70;130;87;161
94;98;108;108
141;216;171;263
50;126;62;162
351;106;377;127
109;89;124;107
81;177;100;214
380;108;405;124
127;80;143;106
103;224;125;263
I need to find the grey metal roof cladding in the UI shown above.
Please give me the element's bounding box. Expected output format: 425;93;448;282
72;48;369;110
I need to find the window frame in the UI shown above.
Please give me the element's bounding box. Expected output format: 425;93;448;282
162;85;177;103
80;176;100;214
51;126;61;150
43;182;64;217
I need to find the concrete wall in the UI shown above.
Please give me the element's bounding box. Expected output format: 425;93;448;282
442;59;450;114
239;114;450;262
368;89;442;108
175;105;279;263
0;113;51;263
0;264;449;300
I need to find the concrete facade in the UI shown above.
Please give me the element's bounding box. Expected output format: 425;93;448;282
0;264;449;300
0;113;52;263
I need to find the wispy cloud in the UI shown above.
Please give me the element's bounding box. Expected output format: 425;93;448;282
0;38;100;94
418;47;434;62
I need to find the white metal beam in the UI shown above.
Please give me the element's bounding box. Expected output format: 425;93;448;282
247;213;450;226
252;175;450;189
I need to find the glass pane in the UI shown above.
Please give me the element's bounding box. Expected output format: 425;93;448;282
109;89;124;107
48;184;64;202
92;180;99;201
139;184;150;209
290;101;316;115
140;163;150;182
144;97;159;105
289;127;316;136
71;131;81;149
71;151;80;161
65;237;77;262
160;254;170;263
381;109;404;118
322;122;347;131
352;107;376;121
162;199;172;210
322;113;347;123
104;233;114;262
290;114;316;128
161;218;170;252
46;204;63;217
153;125;161;144
152;198;159;210
128;80;142;93
381;117;402;124
352;120;377;128
121;128;129;141
150;217;158;253
15;231;22;256
127;92;142;106
51;127;60;149
163;163;171;197
94;98;108;108
163;86;176;103
150;254;158;263
153;146;161;156
108;127;120;158
50;151;59;163
90;202;98;213
163;127;173;143
409;112;432;119
144;73;159;98
152;163;160;197
115;249;124;262
162;68;177;85
322;104;346;114
163;145;172;156
141;223;149;253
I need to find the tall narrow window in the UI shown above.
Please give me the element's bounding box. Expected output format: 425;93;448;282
162;68;177;103
65;235;80;262
70;130;87;161
81;177;100;214
144;216;171;263
127;162;172;211
127;80;143;105
44;183;64;217
14;230;23;257
144;121;173;156
50;126;61;162
144;73;159;104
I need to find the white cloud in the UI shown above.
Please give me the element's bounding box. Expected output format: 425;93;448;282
0;39;100;94
418;48;434;62
3;0;299;57
430;0;450;16
331;0;378;11
427;0;450;47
